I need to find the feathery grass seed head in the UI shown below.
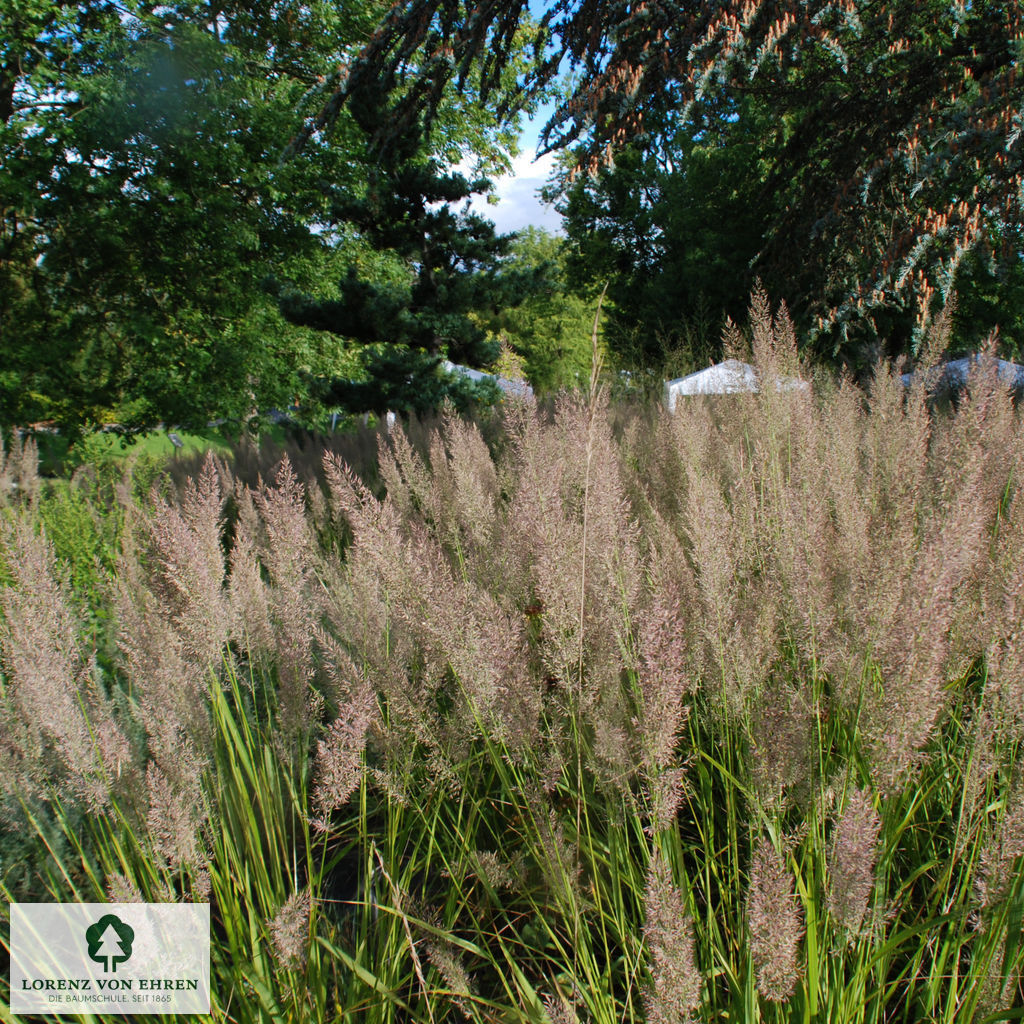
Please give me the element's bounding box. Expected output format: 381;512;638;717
643;847;700;1023
747;835;803;1003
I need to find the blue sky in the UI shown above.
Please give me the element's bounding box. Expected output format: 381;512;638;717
479;0;565;235
460;0;572;235
472;100;563;234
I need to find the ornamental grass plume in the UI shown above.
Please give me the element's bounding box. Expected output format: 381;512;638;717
268;888;312;970
827;787;881;942
643;847;700;1024
324;440;541;762
542;991;580;1024
105;872;144;904
0;432;39;508
117;453;231;758
812;371;873;690
749;680;816;812
0;434;11;506
142;453;232;669
635;570;692;769
749;316;838;678
251;456;322;744
424;935;474;1017
144;759;207;878
978;436;1024;733
855;352;1005;791
114;454;239;870
634;567;693;830
502;399;586;694
321;452;425;742
227;482;275;658
471;849;515;891
503;390;643;737
309;633;376;829
978;774;1024;911
747;835;804;1003
0;519;132;813
683;464;774;710
416;411;506;584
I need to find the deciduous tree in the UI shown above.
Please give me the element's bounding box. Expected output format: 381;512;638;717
1;0;372;433
475;226;595;391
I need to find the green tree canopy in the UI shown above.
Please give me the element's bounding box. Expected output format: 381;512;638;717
475;226;595;391
278;79;541;415
310;0;1024;366
1;0;373;434
0;0;524;436
545;104;771;375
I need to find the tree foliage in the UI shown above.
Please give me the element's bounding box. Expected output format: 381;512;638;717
476;227;596;391
278;80;539;415
547;109;771;373
1;0;378;433
1;0;538;434
6;0;1021;432
316;0;1024;365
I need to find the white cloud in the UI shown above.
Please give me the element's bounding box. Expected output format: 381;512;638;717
469;149;563;236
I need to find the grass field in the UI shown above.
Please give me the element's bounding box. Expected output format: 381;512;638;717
32;424;272;477
2;311;1024;1022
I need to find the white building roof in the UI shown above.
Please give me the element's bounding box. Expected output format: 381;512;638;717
900;355;1024;392
663;359;807;413
443;360;535;401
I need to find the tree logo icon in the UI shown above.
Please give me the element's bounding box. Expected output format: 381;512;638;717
85;914;135;973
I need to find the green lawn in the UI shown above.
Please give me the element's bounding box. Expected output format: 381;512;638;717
34;424;293;477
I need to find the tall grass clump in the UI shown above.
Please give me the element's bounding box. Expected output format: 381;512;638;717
2;290;1024;1022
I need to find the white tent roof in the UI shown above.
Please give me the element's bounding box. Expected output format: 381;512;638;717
663;359;807;413
900;355;1024;391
